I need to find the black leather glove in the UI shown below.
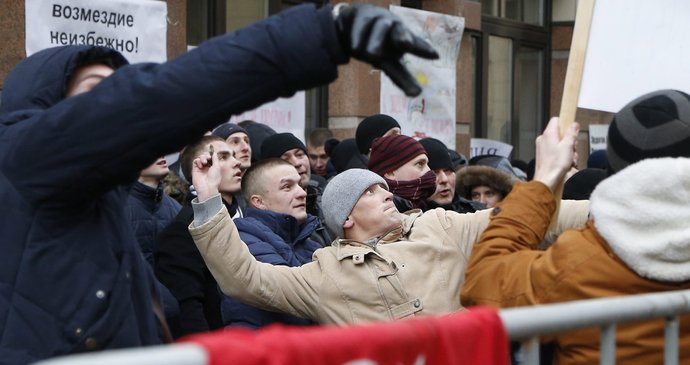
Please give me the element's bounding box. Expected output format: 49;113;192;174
333;3;439;97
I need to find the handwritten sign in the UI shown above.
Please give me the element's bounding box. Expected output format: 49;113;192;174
26;0;167;63
470;138;513;158
229;92;306;143
381;6;464;148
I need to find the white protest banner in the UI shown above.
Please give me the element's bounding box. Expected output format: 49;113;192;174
579;0;690;113
380;6;464;149
589;124;609;153
229;92;306;143
25;0;167;63
470;138;513;158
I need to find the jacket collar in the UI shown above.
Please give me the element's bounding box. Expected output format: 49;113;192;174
332;210;423;261
243;208;317;244
130;181;164;209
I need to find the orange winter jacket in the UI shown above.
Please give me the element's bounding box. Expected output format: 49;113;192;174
461;174;690;365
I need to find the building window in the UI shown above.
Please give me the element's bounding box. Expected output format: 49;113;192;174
478;0;549;162
481;0;545;26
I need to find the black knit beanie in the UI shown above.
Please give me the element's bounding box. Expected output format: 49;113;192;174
355;114;401;154
607;89;690;173
211;122;247;140
419;138;453;171
563;168;607;200
260;132;306;159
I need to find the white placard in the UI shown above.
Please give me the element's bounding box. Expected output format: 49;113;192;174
579;0;690;113
589;124;609;153
380;6;465;149
470;138;513;158
25;0;167;63
229;92;306;144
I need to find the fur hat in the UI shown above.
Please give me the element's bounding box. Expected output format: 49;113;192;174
607;89;690;173
456;166;517;200
368;135;427;176
355;114;401;154
322;169;388;238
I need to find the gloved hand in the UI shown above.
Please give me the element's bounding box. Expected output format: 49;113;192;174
333;3;439;97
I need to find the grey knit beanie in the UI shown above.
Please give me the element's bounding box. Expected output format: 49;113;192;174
322;169;388;238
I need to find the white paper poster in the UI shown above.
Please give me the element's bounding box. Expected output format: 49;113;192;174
25;0;167;63
470;138;513;158
579;0;690;113
589;124;609;153
380;6;465;149
229;92;306;143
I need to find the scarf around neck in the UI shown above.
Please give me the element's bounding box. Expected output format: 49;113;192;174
384;170;437;207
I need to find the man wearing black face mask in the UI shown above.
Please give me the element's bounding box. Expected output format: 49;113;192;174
367;134;438;212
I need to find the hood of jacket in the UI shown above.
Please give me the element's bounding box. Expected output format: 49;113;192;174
0;45;127;123
591;157;690;282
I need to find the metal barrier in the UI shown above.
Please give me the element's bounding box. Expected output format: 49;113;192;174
499;289;690;365
33;289;690;365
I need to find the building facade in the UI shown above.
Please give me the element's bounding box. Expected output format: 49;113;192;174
0;0;610;166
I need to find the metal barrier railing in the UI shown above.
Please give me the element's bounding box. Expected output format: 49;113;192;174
499;289;690;365
33;290;690;365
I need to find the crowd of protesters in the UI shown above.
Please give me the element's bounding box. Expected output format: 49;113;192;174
1;2;690;365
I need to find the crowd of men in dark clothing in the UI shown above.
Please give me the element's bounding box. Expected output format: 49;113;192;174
2;2;690;365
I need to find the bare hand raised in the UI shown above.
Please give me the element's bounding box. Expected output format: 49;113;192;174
533;117;580;192
192;145;222;202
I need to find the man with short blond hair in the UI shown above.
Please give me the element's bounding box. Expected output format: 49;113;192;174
219;158;320;327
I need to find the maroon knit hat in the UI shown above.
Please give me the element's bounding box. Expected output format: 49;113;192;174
368;134;427;175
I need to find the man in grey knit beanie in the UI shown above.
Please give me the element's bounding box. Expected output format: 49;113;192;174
321;169;388;238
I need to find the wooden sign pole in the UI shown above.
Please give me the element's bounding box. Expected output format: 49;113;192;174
559;0;596;135
550;0;595;232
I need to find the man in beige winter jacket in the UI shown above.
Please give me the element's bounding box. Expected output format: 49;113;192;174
187;120;587;325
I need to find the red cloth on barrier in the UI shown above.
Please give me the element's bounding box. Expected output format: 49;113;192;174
179;307;508;365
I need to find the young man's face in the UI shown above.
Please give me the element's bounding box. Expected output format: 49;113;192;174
428;168;456;206
225;132;252;170
471;185;502;208
280;148;311;188
140;157;170;181
347;184;401;239
255;164;308;222
307;144;329;177
383;153;430;181
66;64;114;97
208;141;242;194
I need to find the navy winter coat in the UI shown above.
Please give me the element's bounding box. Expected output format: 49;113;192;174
221;208;321;328
128;181;182;266
0;4;346;363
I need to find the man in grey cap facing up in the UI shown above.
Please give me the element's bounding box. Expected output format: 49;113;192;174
186;123;590;324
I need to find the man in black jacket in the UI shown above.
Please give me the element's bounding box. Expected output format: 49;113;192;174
154;136;243;338
0;3;437;362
